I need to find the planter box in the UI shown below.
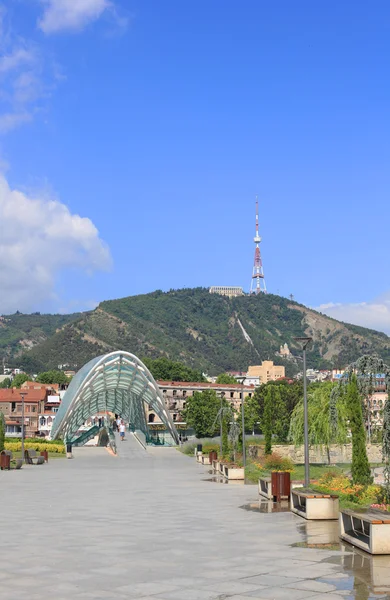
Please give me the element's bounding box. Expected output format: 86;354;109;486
196;452;203;463
201;455;211;465
223;465;245;480
219;462;225;475
212;459;220;473
291;489;339;520
258;477;272;500
340;509;390;555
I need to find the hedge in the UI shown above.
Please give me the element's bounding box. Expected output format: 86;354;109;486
4;441;65;454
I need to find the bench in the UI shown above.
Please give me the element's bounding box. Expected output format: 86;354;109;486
258;477;272;500
291;489;339;520
4;450;22;470
24;449;45;465
340;509;390;555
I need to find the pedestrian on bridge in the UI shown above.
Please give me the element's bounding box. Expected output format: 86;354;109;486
119;420;126;441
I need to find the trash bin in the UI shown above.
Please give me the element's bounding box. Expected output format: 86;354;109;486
197;444;203;452
40;450;49;463
271;471;291;501
209;450;218;463
0;451;10;471
66;443;73;459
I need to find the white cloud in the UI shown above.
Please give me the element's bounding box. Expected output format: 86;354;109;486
0;174;111;313
38;0;113;34
0;12;45;133
317;293;390;335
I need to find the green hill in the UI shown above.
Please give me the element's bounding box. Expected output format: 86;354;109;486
0;312;82;368
2;288;390;375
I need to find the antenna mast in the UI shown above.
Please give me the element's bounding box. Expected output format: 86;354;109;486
250;197;266;294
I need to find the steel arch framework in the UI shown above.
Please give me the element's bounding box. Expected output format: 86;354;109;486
50;351;179;444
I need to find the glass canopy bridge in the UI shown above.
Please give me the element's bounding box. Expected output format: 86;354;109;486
50;351;179;446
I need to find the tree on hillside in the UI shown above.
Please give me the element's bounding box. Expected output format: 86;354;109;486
0;377;11;389
11;373;29;388
36;370;69;385
0;412;5;452
182;389;220;437
216;373;237;384
347;374;372;485
289;382;349;463
143;357;205;383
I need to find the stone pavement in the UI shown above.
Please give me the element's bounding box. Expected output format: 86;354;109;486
0;434;388;600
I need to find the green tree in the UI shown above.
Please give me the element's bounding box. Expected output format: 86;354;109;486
182;389;220;437
216;373;237;384
289;382;349;463
243;394;261;434
347;374;372;485
36;370;69;385
143;357;205;382
11;373;29;388
0;411;5;452
273;386;289;443
263;386;273;454
0;377;11;389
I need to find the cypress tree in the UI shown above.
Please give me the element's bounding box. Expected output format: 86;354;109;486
263;386;273;455
221;414;229;457
347;374;372;485
0;412;5;452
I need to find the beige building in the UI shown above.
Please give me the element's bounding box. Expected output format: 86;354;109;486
209;286;243;297
147;381;256;428
245;361;285;386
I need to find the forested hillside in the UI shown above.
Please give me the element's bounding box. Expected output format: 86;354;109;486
3;288;389;375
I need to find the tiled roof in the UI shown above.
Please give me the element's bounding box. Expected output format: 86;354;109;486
157;381;255;389
0;388;47;402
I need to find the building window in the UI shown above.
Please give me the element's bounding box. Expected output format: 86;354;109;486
32;406;36;412
173;390;177;397
163;390;167;395
182;390;186;398
148;414;155;423
173;414;177;421
230;392;234;398
183;402;186;409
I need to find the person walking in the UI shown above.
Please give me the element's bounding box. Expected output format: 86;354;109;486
119;420;126;441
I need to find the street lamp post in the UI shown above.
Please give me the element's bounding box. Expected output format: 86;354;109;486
293;337;312;487
219;395;223;457
20;390;27;463
236;376;246;468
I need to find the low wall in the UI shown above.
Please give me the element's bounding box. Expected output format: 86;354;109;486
248;443;382;464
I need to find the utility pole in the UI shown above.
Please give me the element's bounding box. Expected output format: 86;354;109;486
293;337;312;487
236;376;246;468
20;390;27;463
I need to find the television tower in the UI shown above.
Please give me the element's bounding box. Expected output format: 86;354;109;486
250;197;266;294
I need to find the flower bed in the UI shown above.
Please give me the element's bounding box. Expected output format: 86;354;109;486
312;472;382;509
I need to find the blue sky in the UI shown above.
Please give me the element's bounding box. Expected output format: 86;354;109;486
0;1;389;333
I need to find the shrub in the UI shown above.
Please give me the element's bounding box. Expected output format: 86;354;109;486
263;453;294;472
4;441;65;454
315;473;381;506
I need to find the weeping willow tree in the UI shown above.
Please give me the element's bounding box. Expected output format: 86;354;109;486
333;355;390;496
289;383;349;463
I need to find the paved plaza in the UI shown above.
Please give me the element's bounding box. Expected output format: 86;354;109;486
1;435;389;600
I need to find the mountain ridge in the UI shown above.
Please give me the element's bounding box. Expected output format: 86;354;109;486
1;288;389;375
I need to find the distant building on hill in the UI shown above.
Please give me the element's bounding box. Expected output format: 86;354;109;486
209;286;244;297
245;361;285;386
279;343;291;357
